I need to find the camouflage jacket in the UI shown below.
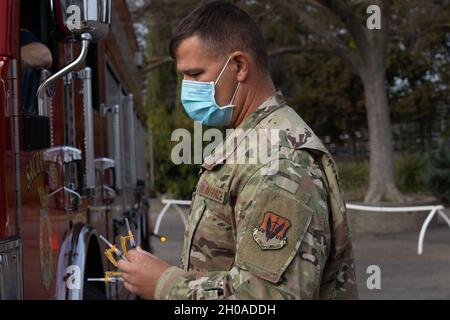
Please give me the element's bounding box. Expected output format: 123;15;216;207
154;93;358;300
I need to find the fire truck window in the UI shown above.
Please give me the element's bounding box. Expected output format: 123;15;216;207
21;68;41;114
20;0;55;114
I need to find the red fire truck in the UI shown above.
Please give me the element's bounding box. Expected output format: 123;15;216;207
0;0;151;299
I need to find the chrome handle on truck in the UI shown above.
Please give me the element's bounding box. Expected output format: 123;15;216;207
126;94;137;186
35;32;95;199
75;68;95;196
100;104;123;193
36;33;92;116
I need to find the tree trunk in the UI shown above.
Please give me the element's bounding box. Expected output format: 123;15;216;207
360;59;403;203
345;115;357;160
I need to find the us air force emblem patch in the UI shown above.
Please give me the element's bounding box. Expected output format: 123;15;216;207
253;212;291;250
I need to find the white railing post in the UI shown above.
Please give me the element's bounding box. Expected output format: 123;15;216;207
418;208;438;255
154;199;191;235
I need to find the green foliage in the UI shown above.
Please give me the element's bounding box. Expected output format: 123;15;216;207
147;102;200;200
336;159;369;198
338;153;433;199
396;153;428;193
425;147;450;204
272;53;366;148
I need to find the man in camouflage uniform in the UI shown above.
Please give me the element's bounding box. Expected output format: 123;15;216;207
118;1;358;300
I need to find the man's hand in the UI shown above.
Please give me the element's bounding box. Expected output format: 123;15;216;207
117;247;171;299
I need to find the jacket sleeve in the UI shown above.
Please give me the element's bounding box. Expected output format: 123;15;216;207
154;157;333;300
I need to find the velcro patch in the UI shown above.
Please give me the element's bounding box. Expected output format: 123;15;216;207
196;182;227;204
236;186;313;284
253;212;291;250
274;176;299;194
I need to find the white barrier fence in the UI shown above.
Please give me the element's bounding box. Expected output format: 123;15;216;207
346;203;450;255
154;199;450;255
153;199;191;236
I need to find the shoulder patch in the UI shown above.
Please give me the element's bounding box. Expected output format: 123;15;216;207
253;211;291;250
236;185;314;284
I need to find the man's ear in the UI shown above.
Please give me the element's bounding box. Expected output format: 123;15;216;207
233;52;250;82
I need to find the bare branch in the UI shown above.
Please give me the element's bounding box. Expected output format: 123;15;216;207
141;56;173;74
277;0;361;69
269;45;334;56
316;0;369;50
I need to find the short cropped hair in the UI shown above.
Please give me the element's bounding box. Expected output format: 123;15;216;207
169;1;269;72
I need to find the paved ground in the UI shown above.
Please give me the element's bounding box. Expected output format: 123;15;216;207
148;199;450;300
352;228;450;299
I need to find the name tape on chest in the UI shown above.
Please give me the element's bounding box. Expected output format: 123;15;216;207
196;182;227;204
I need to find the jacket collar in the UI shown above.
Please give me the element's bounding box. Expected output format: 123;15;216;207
202;92;286;171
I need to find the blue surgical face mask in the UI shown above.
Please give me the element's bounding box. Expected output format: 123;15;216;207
181;56;240;126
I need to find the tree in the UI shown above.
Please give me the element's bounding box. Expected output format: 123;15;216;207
387;8;450;151
270;0;449;203
270;52;366;159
